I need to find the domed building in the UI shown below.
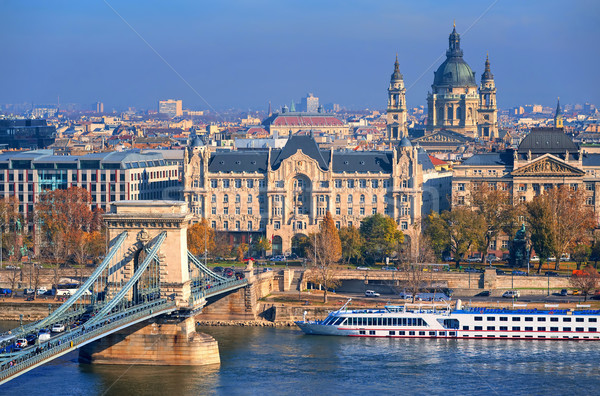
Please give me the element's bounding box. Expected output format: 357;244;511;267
424;25;498;140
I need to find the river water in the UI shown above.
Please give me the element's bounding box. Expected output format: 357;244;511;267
1;321;600;395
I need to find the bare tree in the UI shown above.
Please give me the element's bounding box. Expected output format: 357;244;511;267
306;212;342;303
6;266;19;298
400;222;436;302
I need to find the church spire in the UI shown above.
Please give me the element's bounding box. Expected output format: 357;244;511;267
391;54;403;81
481;53;494;81
447;22;463;57
555;97;563;128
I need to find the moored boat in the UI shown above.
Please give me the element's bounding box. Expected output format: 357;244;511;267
295;299;600;340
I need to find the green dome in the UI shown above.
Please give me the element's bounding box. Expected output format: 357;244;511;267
433;26;476;87
433;57;476;87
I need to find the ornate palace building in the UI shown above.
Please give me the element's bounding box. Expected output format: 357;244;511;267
183;135;424;255
452;103;600;255
387;25;498;142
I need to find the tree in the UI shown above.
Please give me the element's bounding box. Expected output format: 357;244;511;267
338;226;363;265
306;211;342;303
359;214;404;264
236;243;248;262
571;243;591;271
570;265;600;301
425;208;486;268
187;218;216;257
253;237;272;258
399;222;436;302
471;182;519;260
0;196;19;267
525;194;554;273
526;185;595;272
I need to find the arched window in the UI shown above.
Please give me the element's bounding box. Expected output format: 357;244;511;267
235;194;241;203
223;194;228;203
336;194;341;203
360;194;365;204
348;195;353;203
447;106;453;120
456;106;462;120
247;195;253;203
372;195;377;204
211;194;216;203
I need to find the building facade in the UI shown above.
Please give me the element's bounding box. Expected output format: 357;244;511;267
0;119;56;149
158;99;183;118
183;135;424;255
262;111;348;138
424;26;498;140
0;150;181;228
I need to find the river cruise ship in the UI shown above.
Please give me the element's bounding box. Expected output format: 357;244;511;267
295;300;600;340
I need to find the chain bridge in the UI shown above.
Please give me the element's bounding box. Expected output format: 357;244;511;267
0;201;255;385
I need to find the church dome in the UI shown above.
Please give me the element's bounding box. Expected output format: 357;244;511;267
399;136;412;148
432;26;476;88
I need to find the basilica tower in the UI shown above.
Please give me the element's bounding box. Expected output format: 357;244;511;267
477;54;498;139
555;98;563;128
386;55;408;141
426;24;479;138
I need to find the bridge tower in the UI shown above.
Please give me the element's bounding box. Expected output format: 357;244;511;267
80;200;220;366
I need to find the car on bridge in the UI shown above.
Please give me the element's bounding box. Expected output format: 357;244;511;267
51;323;65;333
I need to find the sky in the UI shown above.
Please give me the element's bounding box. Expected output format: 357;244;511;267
1;0;599;112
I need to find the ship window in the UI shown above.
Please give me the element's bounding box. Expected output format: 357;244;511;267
563;327;572;332
449;332;456;336
429;331;436;336
474;317;483;321
409;331;415;336
419;331;425;336
512;317;521;322
537;317;546;322
463;326;469;330
551;327;559;332
369;330;375;335
576;318;584;322
389;331;395;336
367;318;373;326
500;317;508;321
487;326;495;331
538;327;546;331
525;327;533;331
500;326;508;331
551;317;559;322
512;327;521;331
359;330;366;335
576;327;584;332
487;317;495;321
589;318;597;323
525;317;534;322
475;326;483;331
400;331;406;335
590;328;597;332
563;318;571;322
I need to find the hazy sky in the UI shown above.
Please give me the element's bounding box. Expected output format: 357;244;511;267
2;0;599;112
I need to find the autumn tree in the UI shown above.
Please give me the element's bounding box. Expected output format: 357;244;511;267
187;218;216;257
338;226;364;265
37;187;102;298
526;185;595;272
399;222;436;302
306;211;342;303
425;208;486;268
570;265;600;301
359;214;404;264
253;237;272;258
571;243;591;271
236;243;248;262
471;182;519;260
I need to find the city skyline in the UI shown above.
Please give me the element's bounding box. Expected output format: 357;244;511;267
2;1;599;112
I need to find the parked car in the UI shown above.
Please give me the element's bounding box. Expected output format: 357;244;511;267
467;256;481;263
24;288;35;295
38;329;51;342
502;290;520;298
262;267;273;273
356;266;370;271
223;268;235;277
0;288;12;295
545;271;560;277
512;270;527;276
398;291;413;300
364;290;380;297
547;256;557;262
495;269;506;275
381;266;397;271
212;266;224;274
464;267;481;273
530;256;540;262
36;287;48;295
560;289;568;296
51;323;65;333
476;290;491;297
16;338;28;348
485;255;500;263
572;289;581;295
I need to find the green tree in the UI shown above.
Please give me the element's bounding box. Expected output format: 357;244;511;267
359;214;404;264
338;226;363;265
306;211;342;303
253;236;272;258
425;208;486;268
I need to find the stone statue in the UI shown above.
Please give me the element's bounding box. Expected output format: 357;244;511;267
509;224;529;268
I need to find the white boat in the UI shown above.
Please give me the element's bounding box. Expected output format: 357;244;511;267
295;299;600;340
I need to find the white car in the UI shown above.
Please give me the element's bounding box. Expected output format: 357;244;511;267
51;323;65;333
502;290;521;298
37;287;48;295
398;292;413;300
364;290;380;297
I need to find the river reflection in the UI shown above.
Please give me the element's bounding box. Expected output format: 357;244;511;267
2;321;600;395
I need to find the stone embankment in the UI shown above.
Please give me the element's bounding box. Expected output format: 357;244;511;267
196;320;296;327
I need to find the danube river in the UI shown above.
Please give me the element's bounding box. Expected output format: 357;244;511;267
2;321;600;395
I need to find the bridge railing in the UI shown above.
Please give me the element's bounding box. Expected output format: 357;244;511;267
0;298;176;383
